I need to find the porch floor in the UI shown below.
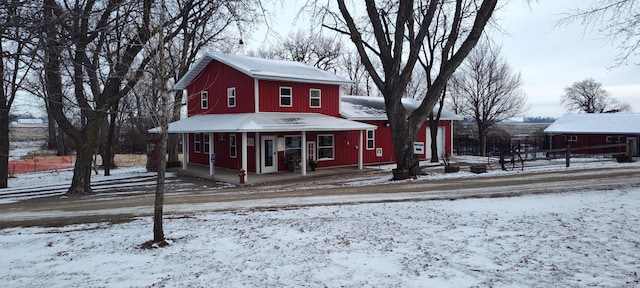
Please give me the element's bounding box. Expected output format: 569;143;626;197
167;163;372;185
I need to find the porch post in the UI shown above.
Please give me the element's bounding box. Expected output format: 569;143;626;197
255;132;261;174
182;133;188;170
209;132;214;178
242;132;248;182
301;131;307;176
358;130;363;170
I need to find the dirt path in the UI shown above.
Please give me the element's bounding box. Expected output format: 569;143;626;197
1;164;639;228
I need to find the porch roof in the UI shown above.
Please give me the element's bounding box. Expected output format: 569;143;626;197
152;112;377;134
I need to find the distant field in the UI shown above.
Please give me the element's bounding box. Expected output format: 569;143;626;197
9;126;48;142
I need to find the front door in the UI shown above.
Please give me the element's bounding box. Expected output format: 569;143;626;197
261;136;278;173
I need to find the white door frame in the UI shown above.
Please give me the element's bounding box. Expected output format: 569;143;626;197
426;127;445;159
261;135;278;173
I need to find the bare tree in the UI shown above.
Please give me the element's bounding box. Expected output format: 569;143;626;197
560;0;640;66
448;43;528;156
323;0;498;179
256;30;343;72
0;0;38;188
561;78;632;113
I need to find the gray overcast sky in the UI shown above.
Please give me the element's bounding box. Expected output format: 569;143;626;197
493;0;639;118
16;1;634;119
246;0;639;119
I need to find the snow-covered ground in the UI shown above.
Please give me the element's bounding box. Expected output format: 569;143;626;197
1;188;639;287
2;148;639;287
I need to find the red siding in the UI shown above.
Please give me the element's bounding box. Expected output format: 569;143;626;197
186;61;255;116
551;134;627;154
258;81;340;116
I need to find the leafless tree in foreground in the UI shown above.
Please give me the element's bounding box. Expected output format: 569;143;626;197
0;0;38;188
448;43;528;156
561;78;632;114
323;0;498;179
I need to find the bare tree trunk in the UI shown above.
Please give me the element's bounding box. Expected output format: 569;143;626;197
429;115;439;162
0;43;7;187
66;119;102;195
153;0;168;244
103;101;119;176
0;106;8;188
46;104;58;151
478;128;487;157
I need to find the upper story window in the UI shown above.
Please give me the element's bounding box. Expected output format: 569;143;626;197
227;87;236;107
566;135;577;142
201;91;208;109
366;129;375;150
309;89;321;108
280;87;292;107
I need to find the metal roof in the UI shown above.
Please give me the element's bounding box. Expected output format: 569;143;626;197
150;112;377;134
340;95;463;121
173;53;354;90
544;113;640;134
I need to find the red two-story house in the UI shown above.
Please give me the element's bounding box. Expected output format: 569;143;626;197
164;53;459;181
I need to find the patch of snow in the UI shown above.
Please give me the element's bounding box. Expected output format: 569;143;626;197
1;189;639;287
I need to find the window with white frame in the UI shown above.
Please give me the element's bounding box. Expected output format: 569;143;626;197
280;87;292;107
203;134;210;153
227;87;236;107
317;134;334;160
201;91;208;109
366;129;375;150
566;135;577;142
194;133;201;153
284;136;302;161
229;134;237;158
309;89;321;108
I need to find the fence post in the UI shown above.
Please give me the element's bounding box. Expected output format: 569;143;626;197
565;145;570;168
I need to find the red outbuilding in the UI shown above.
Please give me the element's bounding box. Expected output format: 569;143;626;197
544;113;640;156
161;53;460;181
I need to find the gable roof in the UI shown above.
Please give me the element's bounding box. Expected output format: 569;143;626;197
544;113;640;134
173;53;354;90
340;95;462;121
150;112;376;134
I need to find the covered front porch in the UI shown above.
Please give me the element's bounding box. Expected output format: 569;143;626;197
168;162;373;185
157;112;376;183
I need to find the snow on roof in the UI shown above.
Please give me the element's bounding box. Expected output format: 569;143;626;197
544;113;640;134
340;95;462;121
173;53;354;90
151;113;376;134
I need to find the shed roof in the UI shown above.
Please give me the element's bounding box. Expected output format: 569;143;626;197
151;112;376;134
544;113;640;135
340;95;462;121
173;53;354;90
